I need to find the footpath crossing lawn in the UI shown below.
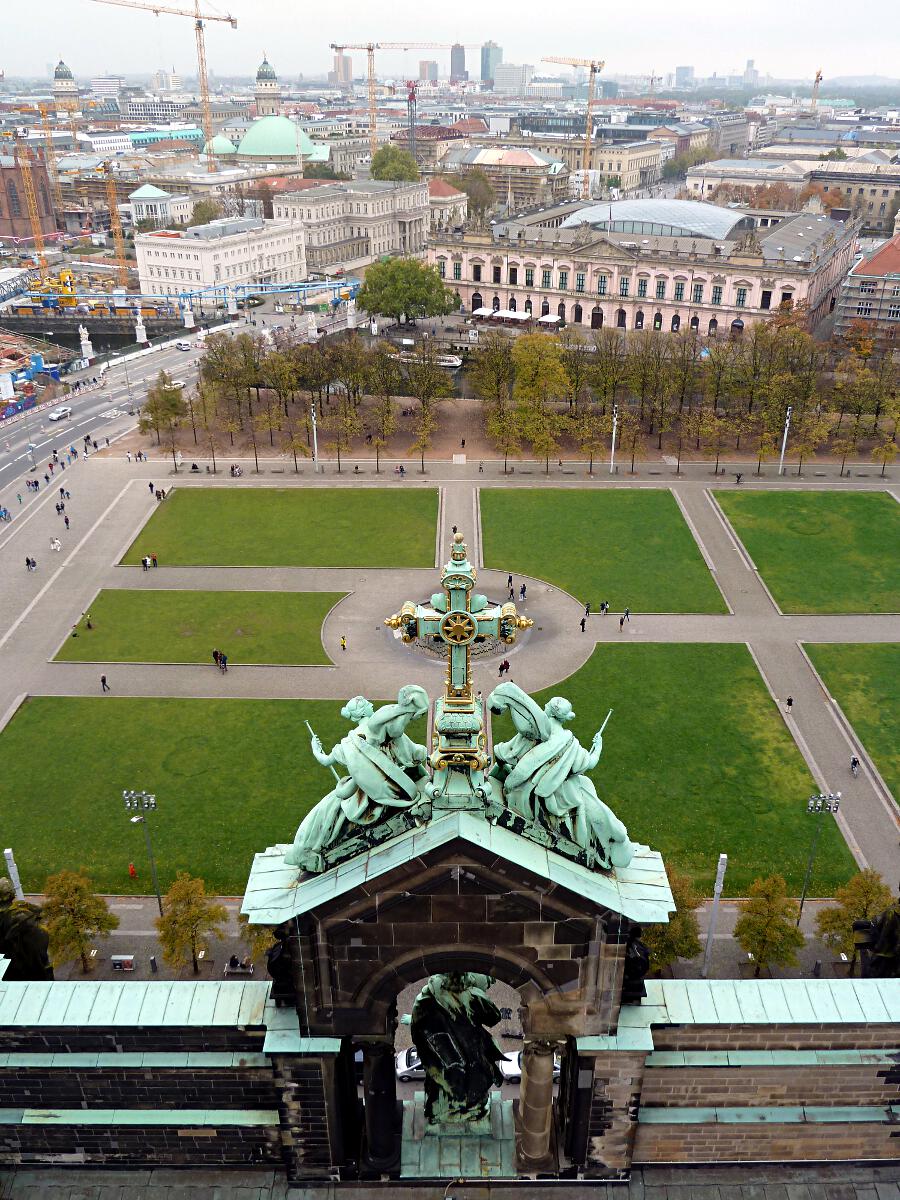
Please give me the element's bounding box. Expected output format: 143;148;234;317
805;643;899;803
121;487;438;567
55;590;344;665
491;643;855;895
481;489;725;612
714;490;900;614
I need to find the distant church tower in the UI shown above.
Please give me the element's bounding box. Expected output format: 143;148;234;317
255;55;280;117
52;59;78;104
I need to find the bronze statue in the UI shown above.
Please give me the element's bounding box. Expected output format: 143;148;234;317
410;972;504;1126
0;879;54;982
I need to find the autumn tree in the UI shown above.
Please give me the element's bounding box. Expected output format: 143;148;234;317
618;406;647;474
369;342;401;472
324;390;363;473
446;169;495;221
512;334;569;473
156;872;228;975
790;409;832;475
410;404;438;473
733;874;805;978
557;329;594;410
237;912;276;963
574;400;610;473
357;258;456;324
591;326;629;409
188;198;222;226
815;869;893;973
471;333;519;471
371;143;419;181
140;372;187;468
642;868;703;975
42;870;119;973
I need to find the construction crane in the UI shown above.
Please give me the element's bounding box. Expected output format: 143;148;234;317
647;71;662;95
542;56;605;200
37;103;64;214
811;69;823;113
88;0;237;172
100;162;129;288
14;140;49;280
405;80;418;163
330;41;479;159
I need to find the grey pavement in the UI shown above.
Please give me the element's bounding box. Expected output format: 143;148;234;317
0;448;897;898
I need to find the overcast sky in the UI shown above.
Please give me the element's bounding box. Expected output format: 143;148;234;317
5;0;899;82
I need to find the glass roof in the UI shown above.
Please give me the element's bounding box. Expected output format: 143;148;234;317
561;198;746;240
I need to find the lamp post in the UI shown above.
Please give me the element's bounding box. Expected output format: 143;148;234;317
122;356;135;413
310;397;320;472
701;852;728;979
124;790;163;916
777;404;793;476
797;792;841;925
609;403;618;475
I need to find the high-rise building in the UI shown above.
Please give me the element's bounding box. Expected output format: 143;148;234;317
743;59;759;87
90;76;126;97
152;68;183;92
493;63;533;95
330;51;353;88
674;65;695;89
419;60;438;82
480;41;502;85
450;44;467;81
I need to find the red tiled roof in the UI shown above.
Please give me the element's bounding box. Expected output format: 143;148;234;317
428;177;465;198
451;118;488;134
855;233;900;278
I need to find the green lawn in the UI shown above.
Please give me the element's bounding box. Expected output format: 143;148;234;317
805;643;899;803
491;644;856;895
480;489;726;612
0;698;424;895
715;490;900;614
121;488;438;567
55;590;344;665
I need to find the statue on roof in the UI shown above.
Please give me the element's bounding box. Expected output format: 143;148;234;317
0;879;54;983
283;687;430;874
487;683;634;871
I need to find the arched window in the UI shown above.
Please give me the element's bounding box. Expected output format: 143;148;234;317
616;308;626;328
541;299;550;316
573;303;583;324
671;315;681;332
557;301;566;320
708;318;718;337
730;318;744;338
635;310;644;330
653;312;663;330
509;297;517;311
492;295;500;310
471;292;483;312
524;298;533;314
591;306;603;329
689;315;699;331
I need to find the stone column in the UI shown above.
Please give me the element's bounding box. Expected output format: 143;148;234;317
362;1040;399;1169
518;1038;556;1169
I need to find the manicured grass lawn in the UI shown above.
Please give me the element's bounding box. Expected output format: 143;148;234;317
480;489;726;612
805;643;899;803
121;488;438;567
0;698;425;895
55;590;344;665
715;490;900;614
491;644;856;895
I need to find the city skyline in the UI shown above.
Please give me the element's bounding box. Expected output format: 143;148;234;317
5;0;899;82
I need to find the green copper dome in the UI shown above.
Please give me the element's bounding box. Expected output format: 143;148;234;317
54;60;74;81
204;133;237;156
236;115;315;159
256;57;277;82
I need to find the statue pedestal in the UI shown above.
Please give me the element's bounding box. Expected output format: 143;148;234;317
401;1093;516;1177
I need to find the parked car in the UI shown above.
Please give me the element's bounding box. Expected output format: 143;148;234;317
498;1051;561;1084
48;406;72;422
395;1047;425;1082
175;341;193;351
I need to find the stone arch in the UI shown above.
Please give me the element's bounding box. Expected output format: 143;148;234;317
671;314;681;332
616;308;626;328
509;296;517;311
708;317;718;336
492;295;500;310
653;311;663;330
557;301;566;320
541;298;550;316
591;305;603;329
573;303;583;324
524;297;533;314
634;310;644;329
471;291;483;311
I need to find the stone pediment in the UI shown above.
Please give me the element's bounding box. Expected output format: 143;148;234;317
242;811;672;929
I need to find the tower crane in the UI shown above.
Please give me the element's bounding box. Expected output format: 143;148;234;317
542;56;605;200
14;139;49;280
37;103;64;215
811;69;823;114
330;41;480;159
88;0;237;173
647;71;662;95
99;162;130;288
405;80;419;164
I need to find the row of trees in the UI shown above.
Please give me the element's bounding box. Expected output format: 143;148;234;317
644;866;893;978
39;868;272;975
471;318;899;474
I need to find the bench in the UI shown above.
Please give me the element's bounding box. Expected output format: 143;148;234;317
224;963;254;976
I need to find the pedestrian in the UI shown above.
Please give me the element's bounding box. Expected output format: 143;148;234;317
128;862;137;879
498;661;504;677
507;574;513;588
479;462;484;474
43;473;50;485
602;601;609;615
580;616;587;633
105;437;109;447
735;472;743;485
452;525;458;534
509;587;515;600
149;481;154;493
219;652;228;672
100;674;110;692
212;649;220;667
55;503;61;515
340;635;347;652
624;607;631;622
24;557;31;572
64;515;70;531
59;487;65;498
142;556;148;571
519;584;526;601
786;696;793;714
461;438;466;449
126;451;132;463
151;553;158;568
619;615;625;631
64;490;70;500
585;602;591;617
16;493;21;505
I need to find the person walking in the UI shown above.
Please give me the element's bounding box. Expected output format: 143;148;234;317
219;652;228;672
619;615;625;632
16;493;21;505
151;554;158;568
519;584;526;601
601;601;609;615
212;649;220;668
507;574;513;589
340;635;347;652
585;602;591;617
128;863;137;879
580;616;587;633
624;607;631;622
148;481;154;494
786;696;794;714
64;515;70;531
126;451;132;463
100;675;110;693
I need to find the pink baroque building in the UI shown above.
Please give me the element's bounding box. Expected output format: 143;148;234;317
429;198;857;335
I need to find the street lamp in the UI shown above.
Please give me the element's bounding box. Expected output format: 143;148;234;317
609;403;618;475
124;789;163;916
777;405;793;476
797;792;841;925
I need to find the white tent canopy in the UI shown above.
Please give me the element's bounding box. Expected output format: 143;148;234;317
471;307;494;316
537;313;561;324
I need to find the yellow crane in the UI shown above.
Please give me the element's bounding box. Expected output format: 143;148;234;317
811;69;823;113
99;162;129;288
330;41;480;159
14;139;49;280
88;0;237;172
542;56;606;199
37;103;64;213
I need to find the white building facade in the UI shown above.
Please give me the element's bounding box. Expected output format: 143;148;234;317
135;216;306;296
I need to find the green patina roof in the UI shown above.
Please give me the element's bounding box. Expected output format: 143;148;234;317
237;115;316;159
129;183;172;200
0;979;270;1028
